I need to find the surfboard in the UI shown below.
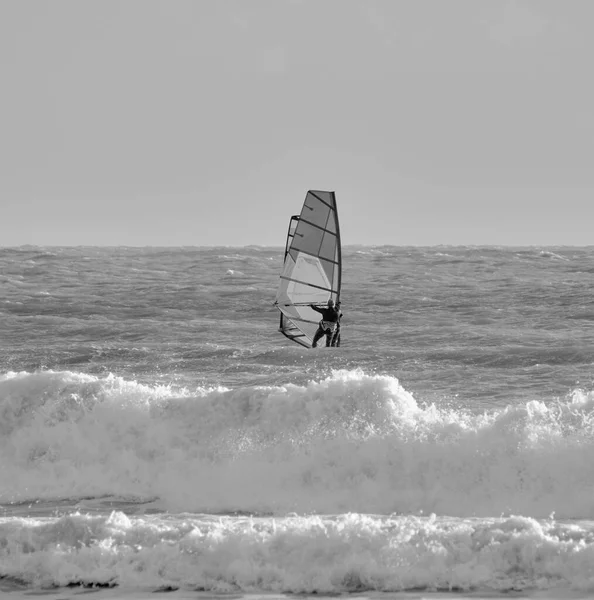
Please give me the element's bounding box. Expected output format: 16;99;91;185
274;190;342;348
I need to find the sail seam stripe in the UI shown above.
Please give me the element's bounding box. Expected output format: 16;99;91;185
289;247;339;265
297;218;338;237
279;275;339;294
309;191;334;210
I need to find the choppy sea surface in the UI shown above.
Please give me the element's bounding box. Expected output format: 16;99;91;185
2;245;594;600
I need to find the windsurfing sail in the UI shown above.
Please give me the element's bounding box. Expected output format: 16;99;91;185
274;190;341;348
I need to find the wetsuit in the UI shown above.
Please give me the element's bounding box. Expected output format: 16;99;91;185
330;311;342;347
310;304;341;347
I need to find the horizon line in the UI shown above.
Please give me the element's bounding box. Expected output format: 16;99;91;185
3;243;594;250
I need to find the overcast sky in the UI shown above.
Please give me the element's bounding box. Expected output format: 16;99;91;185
1;0;593;246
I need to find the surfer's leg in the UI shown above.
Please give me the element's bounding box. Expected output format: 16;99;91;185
330;326;340;347
312;328;325;348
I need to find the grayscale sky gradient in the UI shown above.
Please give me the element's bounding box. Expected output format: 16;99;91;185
1;0;593;246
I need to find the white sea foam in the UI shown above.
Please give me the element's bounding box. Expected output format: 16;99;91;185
2;369;594;519
539;250;569;261
2;511;594;593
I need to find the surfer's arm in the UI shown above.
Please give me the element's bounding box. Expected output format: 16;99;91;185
310;304;324;314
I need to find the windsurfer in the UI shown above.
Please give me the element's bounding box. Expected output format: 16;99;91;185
310;299;342;348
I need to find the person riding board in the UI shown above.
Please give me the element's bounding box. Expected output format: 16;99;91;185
310;299;342;348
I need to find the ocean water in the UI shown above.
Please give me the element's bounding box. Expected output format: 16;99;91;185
2;245;594;599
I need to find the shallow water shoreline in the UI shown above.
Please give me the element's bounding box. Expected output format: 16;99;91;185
4;587;591;600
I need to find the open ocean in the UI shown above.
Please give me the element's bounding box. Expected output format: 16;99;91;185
2;245;594;600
